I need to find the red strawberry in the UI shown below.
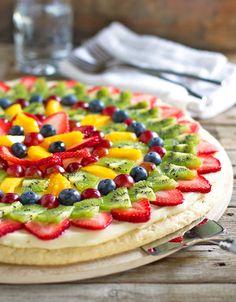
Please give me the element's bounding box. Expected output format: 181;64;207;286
20;76;37;90
177;175;211;193
0;219;23;237
197;155;221;174
197;140;219;155
169;236;184;243
25;218;70;240
151;189;184;207
87;86;101;94
72;212;112;230
0;119;11;135
178;119;199;133
0;146;61;167
54;149;91;159
131;92;158;108
68;136;101;151
198;218;208;226
159;105;184;119
111;199;151;223
66;80;78;88
42;112;69;134
0;81;10;92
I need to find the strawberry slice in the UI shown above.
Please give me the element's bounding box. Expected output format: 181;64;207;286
178;119;199;133
131;92;157;108
0;146;61;167
0;81;10;92
151;189;184;207
111;199;151;223
197;140;219;155
197;155;221;174
0;219;23;237
42;112;69;134
177;175;211;193
68;136;101;151
169;236;184;243
66;80;78;88
25;218;70;240
20;76;37;90
87;86;101;94
0;119;11;135
72;212;113;230
54;149;91;159
159;105;184;119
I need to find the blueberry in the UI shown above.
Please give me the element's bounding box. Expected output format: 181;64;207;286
8;125;24;136
40;124;56;137
148;136;164;147
48;141;66;153
20;191;39;205
130;166;148;182
144;152;162;165
127;122;146;137
112;110;128;123
0;98;11;109
58;188;81;206
0;190;4;200
88;100;104;113
98;179;116;195
29;95;44;103
61;94;77;106
11;143;27;158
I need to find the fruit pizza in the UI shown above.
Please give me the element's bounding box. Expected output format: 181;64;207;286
0;77;228;265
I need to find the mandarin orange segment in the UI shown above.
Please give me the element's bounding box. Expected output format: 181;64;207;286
105;132;137;142
81;165;117;179
80;114;111;128
0;177;24;193
28;146;52;160
5;104;22;117
107;148;143;161
45;100;63;116
46;173;72;196
12;113;39;134
40;131;83;149
0;136;13;147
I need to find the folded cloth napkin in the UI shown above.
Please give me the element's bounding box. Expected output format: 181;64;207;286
59;22;236;119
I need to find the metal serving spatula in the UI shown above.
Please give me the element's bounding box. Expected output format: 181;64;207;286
142;220;236;256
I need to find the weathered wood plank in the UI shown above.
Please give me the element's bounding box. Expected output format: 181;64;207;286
0;283;235;302
200;106;236;126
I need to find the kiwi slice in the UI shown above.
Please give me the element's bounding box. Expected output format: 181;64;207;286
34;206;74;223
0;201;22;218
163;151;202;169
8;205;45;223
66;109;87;122
128;181;156;202
157;124;187;139
112;140;148;153
64;171;99;192
147;169;177;191
101;187;132;211
74;198;104;208
71;206;99;219
128;101;149;109
23;102;44;114
127;108;159;122
160;163;197;180
97;157;136;174
177;133;200;145
30;78;48;97
21;179;49;195
165;144;197;154
146;117;176;131
0;170;7;182
100;122;127;134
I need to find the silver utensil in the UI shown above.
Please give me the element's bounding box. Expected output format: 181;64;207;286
142;220;236;256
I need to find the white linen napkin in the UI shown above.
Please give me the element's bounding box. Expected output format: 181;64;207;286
59;22;236;119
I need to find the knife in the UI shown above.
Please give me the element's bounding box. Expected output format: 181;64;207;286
142;219;236;256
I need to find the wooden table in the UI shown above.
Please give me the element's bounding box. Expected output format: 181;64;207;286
0;44;235;302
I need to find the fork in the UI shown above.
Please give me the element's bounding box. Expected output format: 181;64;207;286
72;39;223;85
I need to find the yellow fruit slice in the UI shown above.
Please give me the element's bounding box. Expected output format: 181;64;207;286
80;114;111;128
82;165;117;179
0;177;24;193
46;173;72;196
105;131;137;142
13;113;39;134
45;100;63;116
41;131;83;149
107;148;143;161
0;136;13;147
28;146;52;160
5;104;22;117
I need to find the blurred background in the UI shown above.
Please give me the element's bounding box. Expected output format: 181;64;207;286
1;0;236;52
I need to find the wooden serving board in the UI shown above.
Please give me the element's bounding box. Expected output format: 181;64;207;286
0;131;233;284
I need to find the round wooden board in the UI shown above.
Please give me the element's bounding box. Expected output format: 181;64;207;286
0;143;233;284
